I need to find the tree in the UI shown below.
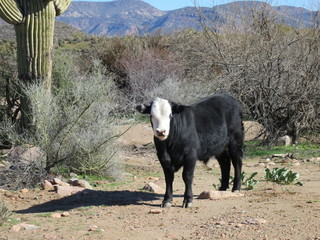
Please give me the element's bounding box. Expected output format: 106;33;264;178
195;1;320;144
0;0;71;131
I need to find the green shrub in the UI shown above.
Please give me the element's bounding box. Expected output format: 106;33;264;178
242;172;259;190
214;171;259;190
0;201;11;226
2;57;123;179
264;168;303;185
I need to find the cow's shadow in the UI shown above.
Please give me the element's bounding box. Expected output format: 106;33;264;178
15;189;168;214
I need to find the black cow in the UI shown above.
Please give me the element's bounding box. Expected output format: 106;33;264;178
136;93;244;208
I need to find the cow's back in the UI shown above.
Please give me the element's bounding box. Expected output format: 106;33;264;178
191;94;243;161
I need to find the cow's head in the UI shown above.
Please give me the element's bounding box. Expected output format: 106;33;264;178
136;97;183;141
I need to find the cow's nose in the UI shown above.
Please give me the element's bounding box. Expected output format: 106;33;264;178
156;129;166;136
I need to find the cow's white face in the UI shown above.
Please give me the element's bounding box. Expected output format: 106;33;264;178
150;98;172;141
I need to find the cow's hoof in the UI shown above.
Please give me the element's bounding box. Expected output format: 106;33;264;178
161;202;171;208
232;189;240;193
182;202;192;208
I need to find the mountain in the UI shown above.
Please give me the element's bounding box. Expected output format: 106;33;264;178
57;0;164;35
56;0;316;36
0;0;317;38
0;21;86;42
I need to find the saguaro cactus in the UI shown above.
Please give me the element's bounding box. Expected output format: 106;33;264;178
0;0;71;130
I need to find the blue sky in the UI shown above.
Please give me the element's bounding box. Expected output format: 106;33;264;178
73;0;318;11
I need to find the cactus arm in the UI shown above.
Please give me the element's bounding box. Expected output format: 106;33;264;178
0;0;24;24
52;0;72;16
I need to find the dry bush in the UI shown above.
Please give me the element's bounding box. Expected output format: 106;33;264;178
0;41;19;125
88;35;185;109
195;2;320;144
1;54;123;180
120;46;183;108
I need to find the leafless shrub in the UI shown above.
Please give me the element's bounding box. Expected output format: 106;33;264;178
0;159;48;190
1;56;123;180
119;43;184;108
195;1;320;144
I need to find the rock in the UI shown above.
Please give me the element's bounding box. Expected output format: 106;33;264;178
272;153;293;158
43;180;54;190
88;224;104;232
69;172;78;178
51;212;62;218
20;188;29;193
197;190;244;200
43;233;57;239
8;146;44;164
52;178;69;186
71;179;93;189
143;182;165;194
292;162;300;167
149;209;163;214
242;218;267;225
11;223;41;231
21;223;41;230
61;211;70;217
10;224;22;232
276;135;292;146
215;220;227;225
54;185;85;197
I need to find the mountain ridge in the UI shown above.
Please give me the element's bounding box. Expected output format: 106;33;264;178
0;0;317;37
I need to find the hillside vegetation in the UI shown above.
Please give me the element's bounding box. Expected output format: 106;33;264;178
0;5;319;185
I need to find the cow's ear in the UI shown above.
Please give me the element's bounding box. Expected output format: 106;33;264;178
136;104;151;114
171;103;184;114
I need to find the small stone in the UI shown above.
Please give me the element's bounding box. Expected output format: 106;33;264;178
215;220;227;225
21;223;41;230
43;233;57;239
43;180;54;190
71;180;93;189
292;162;300;167
53;178;69;186
242;218;267;225
88;224;99;231
149;209;163;214
268;162;276;166
198;190;244;200
61;211;70;217
20;188;29;193
52;212;62;218
165;234;176;238
54;185;85;197
235;223;243;228
69;172;78;178
11;224;21;232
143;182;165;194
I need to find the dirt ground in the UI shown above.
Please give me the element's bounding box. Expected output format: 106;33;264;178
0;123;320;240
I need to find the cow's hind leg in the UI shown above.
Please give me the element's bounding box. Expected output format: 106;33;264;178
229;144;243;192
182;159;196;208
216;151;231;191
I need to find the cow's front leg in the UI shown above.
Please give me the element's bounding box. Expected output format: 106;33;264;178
182;160;196;208
161;169;174;208
217;152;231;191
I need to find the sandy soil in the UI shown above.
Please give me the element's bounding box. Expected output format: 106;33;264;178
0;123;319;240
